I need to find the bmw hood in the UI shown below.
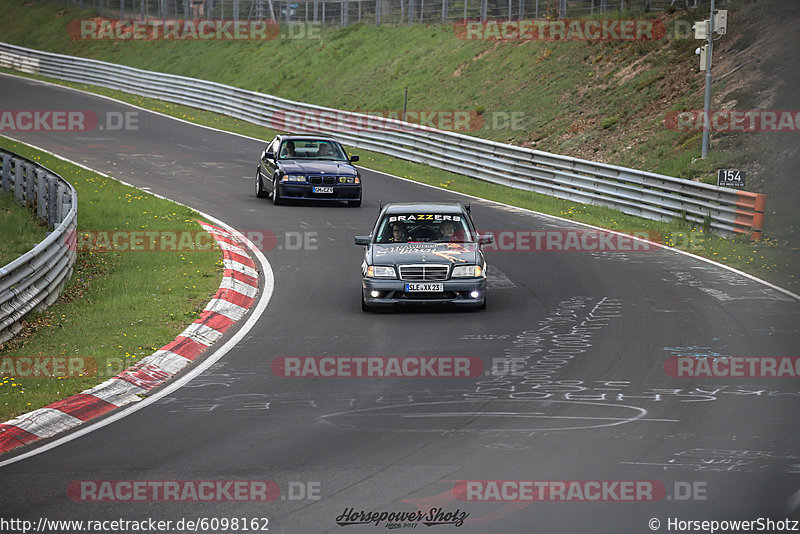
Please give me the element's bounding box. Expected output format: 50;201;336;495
370;243;479;266
278;161;357;175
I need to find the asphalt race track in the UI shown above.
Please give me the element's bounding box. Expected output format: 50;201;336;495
1;73;799;534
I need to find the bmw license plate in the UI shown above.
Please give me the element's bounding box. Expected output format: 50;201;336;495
313;186;334;194
405;283;444;292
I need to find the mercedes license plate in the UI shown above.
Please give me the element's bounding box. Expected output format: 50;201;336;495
405;283;444;292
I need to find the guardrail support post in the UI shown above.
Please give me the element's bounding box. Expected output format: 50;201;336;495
36;168;47;220
25;161;36;205
14;160;25;204
1;154;10;193
48;174;59;228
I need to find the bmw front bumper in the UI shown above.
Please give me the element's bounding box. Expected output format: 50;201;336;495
277;182;361;201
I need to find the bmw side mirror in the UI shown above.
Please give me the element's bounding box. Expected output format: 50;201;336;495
354;236;370;246
349;155;360;162
478;234;494;245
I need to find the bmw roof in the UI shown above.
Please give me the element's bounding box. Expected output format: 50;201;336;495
277;133;340;141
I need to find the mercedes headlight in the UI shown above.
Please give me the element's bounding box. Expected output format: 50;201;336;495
452;265;483;278
366;265;397;278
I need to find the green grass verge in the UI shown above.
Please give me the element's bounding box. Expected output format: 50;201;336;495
0;135;224;422
0;191;50;267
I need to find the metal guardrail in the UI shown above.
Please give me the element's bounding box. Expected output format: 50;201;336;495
0;148;78;344
0;41;765;239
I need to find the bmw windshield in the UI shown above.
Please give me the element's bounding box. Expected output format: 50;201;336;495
278;139;348;161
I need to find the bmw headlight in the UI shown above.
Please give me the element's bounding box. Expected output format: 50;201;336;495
452;265;483;278
282;175;306;182
338;176;359;183
366;265;397;278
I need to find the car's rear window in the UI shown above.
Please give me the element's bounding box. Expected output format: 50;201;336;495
375;213;472;243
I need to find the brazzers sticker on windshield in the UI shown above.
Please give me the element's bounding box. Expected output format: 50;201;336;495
388;214;462;222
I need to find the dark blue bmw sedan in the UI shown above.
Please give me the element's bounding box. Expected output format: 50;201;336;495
255;134;361;206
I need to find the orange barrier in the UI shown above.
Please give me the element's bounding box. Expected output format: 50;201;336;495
734;191;767;240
